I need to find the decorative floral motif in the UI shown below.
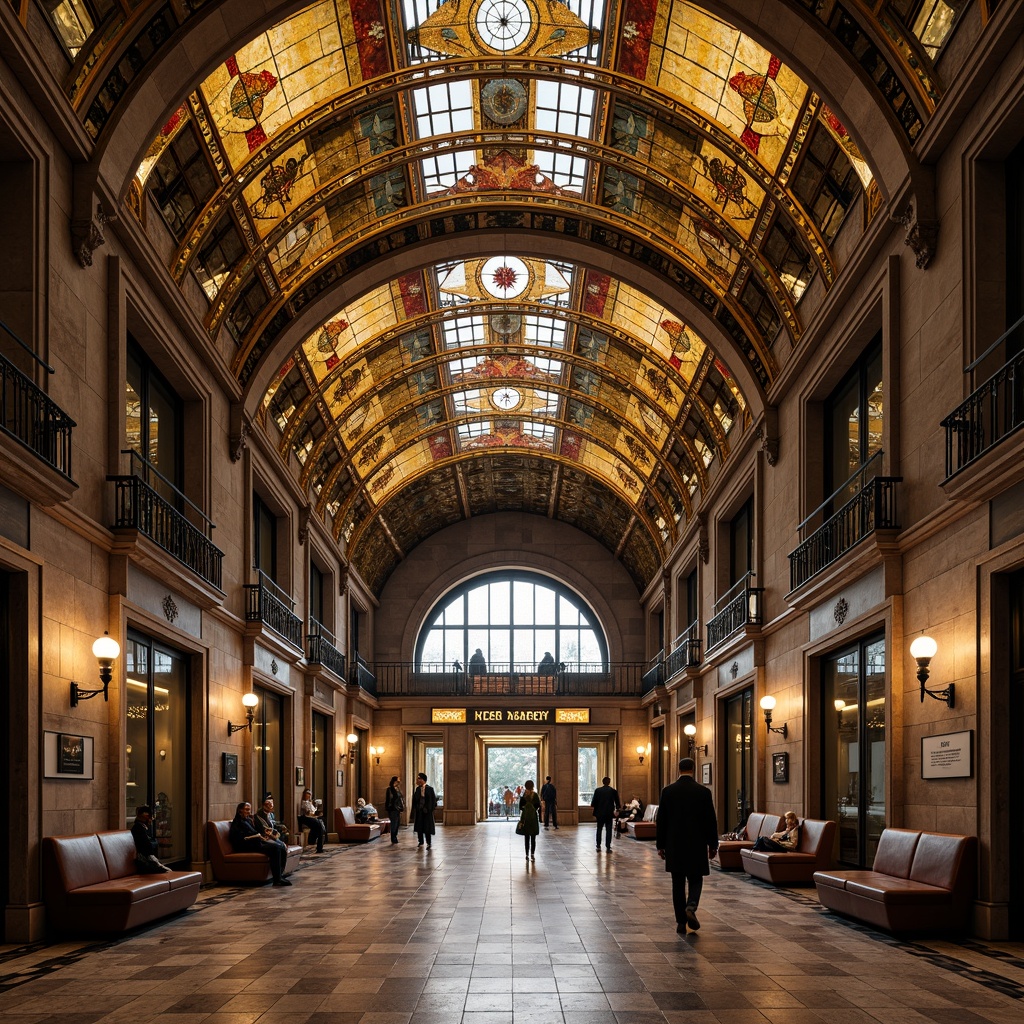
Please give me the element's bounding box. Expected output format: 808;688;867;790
162;595;179;623
834;598;849;626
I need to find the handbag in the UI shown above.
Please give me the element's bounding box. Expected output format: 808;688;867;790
515;819;525;835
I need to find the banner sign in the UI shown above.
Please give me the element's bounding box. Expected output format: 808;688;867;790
431;707;589;724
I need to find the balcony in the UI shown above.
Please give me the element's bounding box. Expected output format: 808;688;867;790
109;451;223;590
788;453;901;591
941;321;1024;492
371;662;646;698
244;570;304;649
664;621;702;680
351;651;377;696
0;323;76;503
641;652;664;693
306;620;346;680
706;572;763;652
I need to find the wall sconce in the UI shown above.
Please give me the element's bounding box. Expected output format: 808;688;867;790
70;632;121;707
347;732;358;763
834;699;846;729
759;695;788;738
228;691;259;735
159;748;166;761
911;635;954;708
636;744;646;765
683;723;708;757
369;744;385;765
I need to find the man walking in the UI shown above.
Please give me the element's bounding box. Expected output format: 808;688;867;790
540;775;558;829
590;776;620;851
656;757;719;933
410;771;438;849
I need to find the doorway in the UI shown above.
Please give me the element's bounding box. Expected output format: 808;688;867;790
481;740;540;820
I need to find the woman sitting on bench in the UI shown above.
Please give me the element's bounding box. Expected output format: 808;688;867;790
752;810;800;852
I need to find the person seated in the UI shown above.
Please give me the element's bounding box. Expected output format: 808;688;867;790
254;793;290;840
537;651;555;674
355;797;378;822
131;805;171;873
751;810;801;852
229;801;291;886
298;788;327;853
617;796;644;833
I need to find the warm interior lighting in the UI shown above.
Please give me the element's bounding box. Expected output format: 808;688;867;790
759;694;787;738
228;691;259;735
636;744;646;765
911;634;954;707
71;632;122;707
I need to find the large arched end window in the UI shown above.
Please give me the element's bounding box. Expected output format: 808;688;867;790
415;571;608;673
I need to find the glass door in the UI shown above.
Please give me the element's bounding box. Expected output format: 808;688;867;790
311;711;330;824
823;634;886;867
723;688;752;832
253;687;284;808
125;632;189;865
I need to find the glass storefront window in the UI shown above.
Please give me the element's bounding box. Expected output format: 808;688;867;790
723;689;753;832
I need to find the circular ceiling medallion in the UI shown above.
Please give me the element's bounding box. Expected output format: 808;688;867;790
475;0;532;52
491;312;522;335
491;386;522;411
481;256;529;299
480;79;528;125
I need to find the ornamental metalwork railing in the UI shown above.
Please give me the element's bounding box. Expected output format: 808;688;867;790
1;322;75;480
307;619;346;678
665;620;702;679
351;651;377;696
244;570;303;649
372;661;645;697
641;651;664;693
109;450;222;588
706;572;763;651
788;453;901;590
941;317;1024;479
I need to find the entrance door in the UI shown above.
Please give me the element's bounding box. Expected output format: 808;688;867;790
723;688;753;832
486;745;538;819
823;634;886;867
1010;571;1024;937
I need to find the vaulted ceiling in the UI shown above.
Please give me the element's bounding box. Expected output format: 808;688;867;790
45;0;954;593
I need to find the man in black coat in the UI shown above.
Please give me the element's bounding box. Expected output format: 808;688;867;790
656;757;719;932
410;771;438;849
590;776;621;851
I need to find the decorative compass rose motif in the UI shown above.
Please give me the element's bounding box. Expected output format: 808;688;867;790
476;0;532;51
491;386;522;411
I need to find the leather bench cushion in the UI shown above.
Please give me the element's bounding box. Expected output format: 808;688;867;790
222;852;274;864
48;835;109;891
845;875;953;905
166;871;203;892
910;832;972;889
65;877;172;905
870;828;920;878
743;851;816;866
98;831;141;877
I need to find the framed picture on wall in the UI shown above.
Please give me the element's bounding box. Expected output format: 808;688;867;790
44;732;93;778
772;752;789;784
336;769;345;787
296;766;305;787
222;752;238;784
700;762;711;785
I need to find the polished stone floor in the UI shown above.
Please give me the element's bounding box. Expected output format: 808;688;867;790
2;823;1023;1023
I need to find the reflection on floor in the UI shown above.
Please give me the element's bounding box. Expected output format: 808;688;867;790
2;824;1023;1022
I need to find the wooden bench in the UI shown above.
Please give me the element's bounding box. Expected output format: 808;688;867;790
206;820;302;883
334;805;387;841
42;831;201;935
714;812;783;871
626;804;658;840
740;817;836;885
813;827;977;932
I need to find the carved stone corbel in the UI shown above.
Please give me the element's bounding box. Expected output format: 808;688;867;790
697;511;709;565
298;506;311;546
339;563;350;596
229;403;250;462
72;165;117;268
891;164;938;270
756;407;779;466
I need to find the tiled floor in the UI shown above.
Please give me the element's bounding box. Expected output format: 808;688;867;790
2;824;1023;1023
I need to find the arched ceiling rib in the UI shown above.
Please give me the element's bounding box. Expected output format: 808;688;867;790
47;0;954;594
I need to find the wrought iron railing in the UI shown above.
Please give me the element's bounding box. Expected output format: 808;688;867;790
244;570;304;649
706;572;763;651
0;322;75;480
372;661;645;697
788;454;901;589
941;319;1024;478
109;451;223;588
351;651;377;696
307;619;346;678
665;620;702;678
641;650;664;693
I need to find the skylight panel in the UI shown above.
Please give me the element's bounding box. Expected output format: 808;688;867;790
532;150;589;192
442;316;487;349
524;315;568;350
413;81;475;138
535;81;596;139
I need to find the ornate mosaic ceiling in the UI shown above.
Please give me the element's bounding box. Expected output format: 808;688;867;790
120;0;942;592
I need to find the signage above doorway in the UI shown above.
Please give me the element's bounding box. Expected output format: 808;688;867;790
431;708;590;724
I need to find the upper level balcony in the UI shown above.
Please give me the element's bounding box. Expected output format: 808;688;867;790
244;570;304;650
0;322;76;504
372;661;646;698
788;452;901;592
641;652;664;694
664;620;702;681
307;619;346;680
941;318;1024;500
109;450;223;592
706;572;763;652
350;651;377;696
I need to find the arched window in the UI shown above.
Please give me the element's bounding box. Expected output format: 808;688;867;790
415;571;607;673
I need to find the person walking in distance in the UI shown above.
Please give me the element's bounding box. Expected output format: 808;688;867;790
385;776;405;845
590;776;620;852
519;779;541;861
656;757;719;933
540;775;558;829
410;772;437;849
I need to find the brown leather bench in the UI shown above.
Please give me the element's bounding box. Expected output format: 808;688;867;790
714;812;783;870
334;805;386;841
740;817;836;884
813;827;977;932
42;831;201;934
626;804;658;840
206;820;302;883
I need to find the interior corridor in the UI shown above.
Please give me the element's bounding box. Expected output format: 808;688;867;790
2;825;1022;1023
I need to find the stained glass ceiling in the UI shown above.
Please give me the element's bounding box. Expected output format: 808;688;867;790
131;0;884;592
